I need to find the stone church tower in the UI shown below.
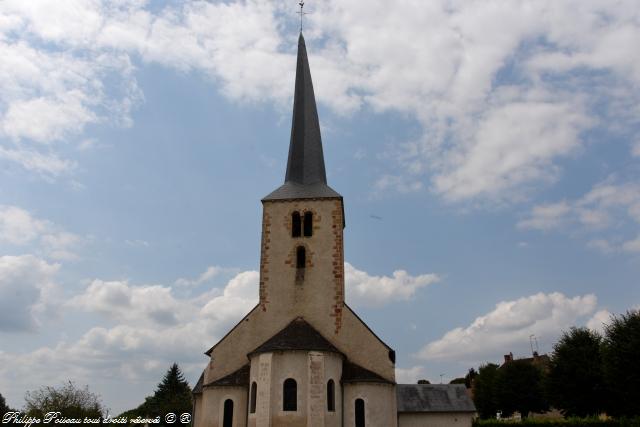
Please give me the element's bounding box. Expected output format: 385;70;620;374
192;33;398;427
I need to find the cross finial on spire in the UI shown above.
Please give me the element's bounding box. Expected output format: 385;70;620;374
296;1;309;33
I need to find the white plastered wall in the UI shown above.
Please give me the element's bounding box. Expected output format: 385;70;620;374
343;383;398;427
248;350;342;427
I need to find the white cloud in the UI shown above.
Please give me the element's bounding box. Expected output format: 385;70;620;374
395;366;426;384
417;292;597;364
0;267;259;411
577;180;640;225
345;262;439;307
586;309;612;335
174;265;229;287
2;94;97;143
310;0;639;201
373;175;423;195
587;239;616;254
200;271;259;323
0;7;141;175
0;205;47;244
0;146;76;176
0;205;82;260
1;0;638;199
520;178;640;253
518;201;571;231
433;98;591;202
124;239;149;248
41;231;83;261
621;235;640;253
69;280;187;327
69;269;259;331
0;255;60;332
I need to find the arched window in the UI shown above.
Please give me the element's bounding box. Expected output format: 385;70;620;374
303;211;313;237
283;378;297;411
327;379;335;412
292;212;301;237
250;382;257;414
296;246;306;269
223;399;234;427
355;399;365;427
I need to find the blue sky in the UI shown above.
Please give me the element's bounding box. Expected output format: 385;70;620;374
1;0;640;415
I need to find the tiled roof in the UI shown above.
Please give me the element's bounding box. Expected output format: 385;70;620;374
396;384;476;413
341;360;394;384
263;182;341;201
205;364;250;387
192;371;204;394
248;317;341;356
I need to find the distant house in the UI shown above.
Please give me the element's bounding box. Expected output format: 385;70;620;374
397;384;477;427
501;351;550;371
499;351;562;420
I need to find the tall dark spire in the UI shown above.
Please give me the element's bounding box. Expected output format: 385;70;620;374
263;33;341;201
286;33;326;186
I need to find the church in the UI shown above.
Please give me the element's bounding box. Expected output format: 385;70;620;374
192;33;476;427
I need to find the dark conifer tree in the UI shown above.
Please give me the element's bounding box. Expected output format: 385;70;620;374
152;363;193;418
120;363;192;425
1;392;12;416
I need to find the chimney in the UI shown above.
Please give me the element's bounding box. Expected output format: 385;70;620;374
504;352;513;364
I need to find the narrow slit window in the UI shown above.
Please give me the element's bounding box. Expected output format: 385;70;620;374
327;379;335;412
355;399;365;427
283;378;297;411
250;382;257;414
292;212;301;237
303;211;313;237
296;246;306;269
223;399;234;427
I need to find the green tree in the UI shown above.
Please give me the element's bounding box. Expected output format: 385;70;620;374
546;327;605;417
152;363;192;418
120;363;192;425
450;378;466;385
602;309;640;417
472;363;500;419
24;381;105;421
496;359;548;418
1;392;13;416
465;368;478;389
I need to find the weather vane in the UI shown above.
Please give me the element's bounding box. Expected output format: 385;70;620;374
297;1;310;33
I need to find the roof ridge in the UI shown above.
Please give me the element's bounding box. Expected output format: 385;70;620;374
248;317;341;356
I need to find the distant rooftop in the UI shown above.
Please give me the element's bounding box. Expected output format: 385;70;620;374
396;384;476;413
